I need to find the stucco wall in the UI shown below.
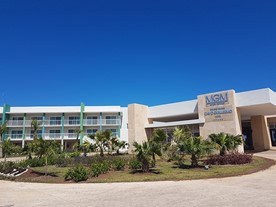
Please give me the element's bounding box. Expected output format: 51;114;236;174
128;104;150;153
251;115;271;151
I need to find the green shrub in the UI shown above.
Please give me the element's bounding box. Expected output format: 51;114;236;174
112;158;126;171
64;164;89;182
129;159;142;171
24;157;44;167
68;151;81;158
90;163;103;177
90;161;111;177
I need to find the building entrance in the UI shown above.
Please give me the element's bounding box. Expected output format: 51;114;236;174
242;122;254;150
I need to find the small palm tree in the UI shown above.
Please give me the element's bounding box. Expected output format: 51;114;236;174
133;141;152;172
75;128;83;142
1;139;16;168
31;119;41;140
79;141;91;157
0;123;7;157
88;130;111;157
209;133;243;156
35;139;60;175
178;136;213;167
150;129;167;162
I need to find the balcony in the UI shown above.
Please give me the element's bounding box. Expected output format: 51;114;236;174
5;134;23;140
6;119;121;127
7;120;24;127
102;119;120;125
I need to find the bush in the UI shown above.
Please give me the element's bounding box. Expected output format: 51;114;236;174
129;159;142;171
23;157;45;167
90;161;111;177
112;158;126;171
64;164;89;182
206;153;253;165
68;151;81;158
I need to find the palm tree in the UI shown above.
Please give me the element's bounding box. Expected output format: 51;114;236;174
133;141;152;172
88;130;111;157
0;123;7;158
31;119;41;140
35;139;60;175
79;141;91;157
150;129;167;162
1;139;16;168
75;128;83;143
178;136;213;167
209;133;243;156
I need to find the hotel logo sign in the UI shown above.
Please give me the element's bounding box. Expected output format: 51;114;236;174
203;91;233;122
205;92;229;107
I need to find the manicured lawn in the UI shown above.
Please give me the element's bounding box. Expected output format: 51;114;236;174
14;155;275;183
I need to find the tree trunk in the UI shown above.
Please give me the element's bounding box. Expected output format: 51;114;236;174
116;149;120;155
45;156;48;176
220;150;225;156
100;147;104;157
191;154;198;167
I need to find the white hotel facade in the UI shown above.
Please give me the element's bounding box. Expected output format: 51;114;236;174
1;88;276;152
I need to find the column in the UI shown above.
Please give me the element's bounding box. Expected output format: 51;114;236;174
42;113;46;139
22;113;26;148
61;113;65;150
117;112;121;138
80;102;85;144
100;112;102;131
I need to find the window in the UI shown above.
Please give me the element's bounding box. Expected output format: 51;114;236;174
87;129;98;134
12;117;24;121
69;117;80;125
30;130;42;138
12;117;24;125
49;129;60;138
87;116;98;125
106;116;117;124
50;117;61;125
68;129;76;138
11;130;23;139
32;117;43;120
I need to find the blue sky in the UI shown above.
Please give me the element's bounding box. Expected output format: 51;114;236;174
0;0;275;107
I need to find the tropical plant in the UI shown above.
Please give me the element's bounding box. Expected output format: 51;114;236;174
133;141;153;172
75;128;83;142
65;164;89;182
0;123;7;157
209;133;243;156
1;139;18;168
79;141;92;157
149;129;167;163
177;135;213;167
31;119;41;140
88;130;112;157
35;139;61;175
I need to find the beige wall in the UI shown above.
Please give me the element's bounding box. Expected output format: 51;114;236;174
251;115;271;151
198;90;242;137
128;104;150;153
198;90;243;152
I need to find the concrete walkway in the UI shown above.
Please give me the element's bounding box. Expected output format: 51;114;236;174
0;151;276;207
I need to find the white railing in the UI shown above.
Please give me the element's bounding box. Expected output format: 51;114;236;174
5;134;23;140
7;120;24;126
43;133;62;139
83;119;99;125
63;133;78;139
102;119;120;125
64;120;80;126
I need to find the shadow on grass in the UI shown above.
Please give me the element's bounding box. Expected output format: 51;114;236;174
130;168;161;175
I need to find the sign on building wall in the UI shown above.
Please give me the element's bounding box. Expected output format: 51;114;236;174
204;92;234;122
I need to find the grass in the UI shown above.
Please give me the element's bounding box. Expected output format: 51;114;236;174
13;155;275;183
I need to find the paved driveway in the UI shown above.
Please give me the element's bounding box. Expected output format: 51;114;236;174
0;151;276;207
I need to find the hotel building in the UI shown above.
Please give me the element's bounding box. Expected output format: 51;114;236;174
1;88;276;153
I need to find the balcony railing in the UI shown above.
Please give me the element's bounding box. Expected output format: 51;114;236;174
102;119;120;125
83;119;99;125
7;120;24;127
5;134;23;140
